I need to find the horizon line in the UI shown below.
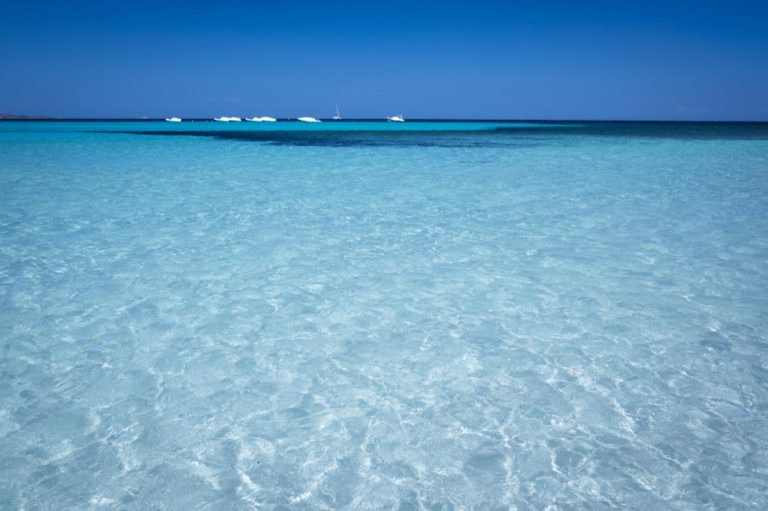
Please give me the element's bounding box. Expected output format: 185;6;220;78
2;117;768;123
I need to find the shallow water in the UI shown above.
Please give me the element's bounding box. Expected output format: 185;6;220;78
1;121;767;509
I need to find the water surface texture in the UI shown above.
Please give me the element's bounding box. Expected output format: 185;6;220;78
1;121;768;510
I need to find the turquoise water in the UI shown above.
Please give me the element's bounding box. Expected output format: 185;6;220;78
1;120;767;510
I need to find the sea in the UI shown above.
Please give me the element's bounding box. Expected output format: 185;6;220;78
1;120;767;510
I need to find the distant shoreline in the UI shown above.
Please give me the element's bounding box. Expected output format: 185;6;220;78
0;113;57;120
1;117;767;123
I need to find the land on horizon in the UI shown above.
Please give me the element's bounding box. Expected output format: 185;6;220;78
0;113;57;120
2;114;767;123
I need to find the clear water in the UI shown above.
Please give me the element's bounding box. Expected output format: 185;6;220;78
1;120;767;510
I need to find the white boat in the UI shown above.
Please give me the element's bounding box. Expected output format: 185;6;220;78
297;116;321;123
214;116;242;122
387;115;405;122
245;117;262;122
228;117;242;122
332;105;341;120
259;116;277;122
165;117;182;122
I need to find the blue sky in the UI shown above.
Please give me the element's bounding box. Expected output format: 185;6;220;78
1;0;766;119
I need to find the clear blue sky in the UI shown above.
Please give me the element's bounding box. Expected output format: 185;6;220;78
1;0;767;120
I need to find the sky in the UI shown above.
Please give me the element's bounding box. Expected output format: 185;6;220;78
1;0;767;120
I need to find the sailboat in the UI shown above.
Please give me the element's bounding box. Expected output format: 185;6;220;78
332;105;342;121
